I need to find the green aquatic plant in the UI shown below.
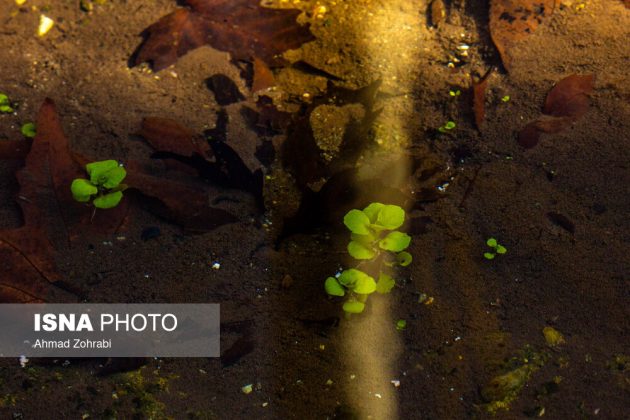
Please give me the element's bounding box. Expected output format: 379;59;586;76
437;120;456;133
71;160;127;209
21;122;36;138
484;237;507;260
0;93;15;113
325;203;412;315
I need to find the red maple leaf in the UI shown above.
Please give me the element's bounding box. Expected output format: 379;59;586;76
132;0;314;71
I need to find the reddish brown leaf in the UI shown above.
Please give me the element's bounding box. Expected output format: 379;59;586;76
489;0;557;71
21;99;129;243
0;99;84;303
472;69;493;130
252;57;276;93
0;139;32;159
543;74;595;118
125;163;238;232
624;0;630;9
138;117;212;160
517;121;542;149
0;227;75;303
132;0;314;71
518;74;594;149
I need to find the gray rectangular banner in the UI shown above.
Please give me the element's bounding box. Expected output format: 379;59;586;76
0;304;220;357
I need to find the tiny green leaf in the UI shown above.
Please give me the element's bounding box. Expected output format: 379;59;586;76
21;123;36;138
325;277;345;297
343;209;371;235
86;160;119;185
496;245;507;254
351;232;375;246
483;252;495;260
379;231;411;252
396;319;407;331
396;251;413;267
375;272;395;294
486;238;498;247
337;268;369;287
71;179;97;202
352;274;377;295
375;205;405;230
445;121;456;130
0;94;13;113
362;202;384;223
93;191;123;209
343;301;365;314
348;241;376;260
101;166;126;189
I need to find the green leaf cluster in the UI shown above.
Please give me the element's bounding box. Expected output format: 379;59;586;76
325;203;413;315
484;237;507;260
0;93;14;113
71;160;127;209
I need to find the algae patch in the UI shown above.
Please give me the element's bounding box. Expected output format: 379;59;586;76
480;346;548;414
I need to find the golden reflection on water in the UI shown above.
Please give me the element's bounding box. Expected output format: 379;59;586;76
342;3;417;419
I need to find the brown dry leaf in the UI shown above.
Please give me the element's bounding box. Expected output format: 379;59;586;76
543;74;595;118
132;0;314;71
489;0;557;71
518;74;594;149
138;117;212;160
24;99;129;243
252;57;276;93
0;227;75;303
472;69;493;130
0;99;85;303
125;163;239;232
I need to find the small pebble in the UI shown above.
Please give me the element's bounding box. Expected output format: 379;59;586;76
211;262;221;270
241;384;253;394
391;380;400;387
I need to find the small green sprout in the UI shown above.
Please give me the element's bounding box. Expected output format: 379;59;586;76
501;95;511;103
484;237;507;260
396;319;407;331
438;121;456;133
325;203;412;315
71;160;127;209
449;89;461;97
21;122;36;138
0;93;15;113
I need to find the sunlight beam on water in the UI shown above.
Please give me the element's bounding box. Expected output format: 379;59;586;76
342;2;419;419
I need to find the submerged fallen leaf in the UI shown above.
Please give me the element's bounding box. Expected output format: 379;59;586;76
489;0;557;71
132;0;314;71
138;114;264;208
472;69;493;130
0;99;83;302
543;74;595;118
125;164;239;232
518;74;594;148
252;57;276;93
138;117;212;160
